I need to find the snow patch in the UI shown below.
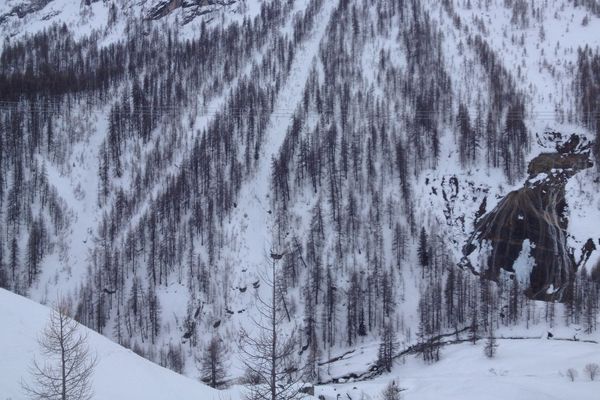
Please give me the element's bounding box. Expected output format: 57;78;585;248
513;239;535;283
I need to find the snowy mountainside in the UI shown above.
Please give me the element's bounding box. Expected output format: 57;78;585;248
0;0;600;389
428;0;600;279
0;288;230;400
0;0;252;43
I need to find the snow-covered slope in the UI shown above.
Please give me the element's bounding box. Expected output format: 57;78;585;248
1;0;600;390
0;288;230;400
317;338;600;400
428;0;600;268
3;286;599;400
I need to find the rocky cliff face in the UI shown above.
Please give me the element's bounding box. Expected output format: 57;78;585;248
0;0;54;24
462;133;594;301
147;0;238;23
0;0;239;33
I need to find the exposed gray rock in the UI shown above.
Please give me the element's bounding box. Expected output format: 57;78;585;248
461;133;594;301
0;0;54;24
182;0;237;24
147;0;183;20
146;0;237;24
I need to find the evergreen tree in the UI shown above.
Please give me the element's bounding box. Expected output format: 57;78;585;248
198;336;227;388
484;322;498;358
417;227;429;277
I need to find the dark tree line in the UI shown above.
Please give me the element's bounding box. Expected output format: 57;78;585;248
571;0;600;16
575;46;600;168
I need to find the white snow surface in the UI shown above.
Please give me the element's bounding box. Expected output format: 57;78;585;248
3;287;600;400
317;338;600;400
513;239;536;282
0;288;231;400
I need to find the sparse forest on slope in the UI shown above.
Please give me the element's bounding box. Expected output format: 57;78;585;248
1;0;600;386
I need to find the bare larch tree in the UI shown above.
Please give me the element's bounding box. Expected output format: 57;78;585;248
239;253;305;400
22;300;97;400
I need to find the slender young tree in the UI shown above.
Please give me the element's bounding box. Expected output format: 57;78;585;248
484;320;498;358
417;227;429;277
22;300;97;400
378;319;399;373
239;253;305;400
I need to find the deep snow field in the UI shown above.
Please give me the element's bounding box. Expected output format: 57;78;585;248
316;339;600;400
0;288;226;400
2;288;599;400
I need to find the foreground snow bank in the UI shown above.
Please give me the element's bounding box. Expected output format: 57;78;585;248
317;338;600;400
3;287;599;400
0;289;227;400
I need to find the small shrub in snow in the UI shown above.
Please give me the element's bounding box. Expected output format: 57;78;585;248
566;368;578;382
584;363;600;381
381;380;402;400
582;15;590;26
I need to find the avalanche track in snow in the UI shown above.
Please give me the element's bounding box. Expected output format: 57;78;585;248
224;0;336;291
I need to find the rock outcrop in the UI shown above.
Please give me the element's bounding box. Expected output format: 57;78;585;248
147;0;183;20
461;133;594;301
146;0;238;23
0;0;54;24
